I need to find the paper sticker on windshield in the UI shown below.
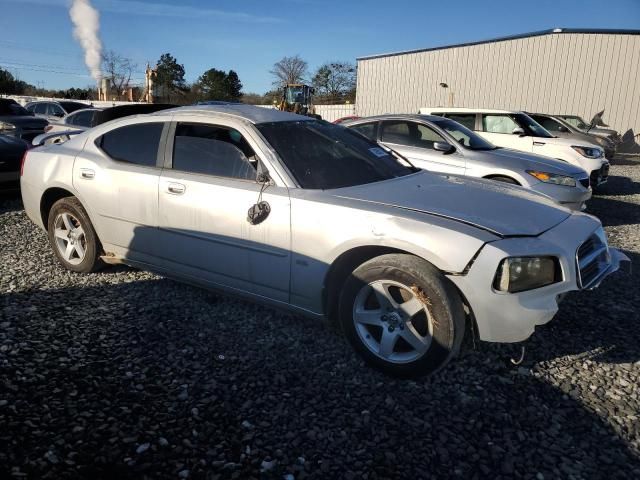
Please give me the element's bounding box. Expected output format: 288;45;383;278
369;147;388;158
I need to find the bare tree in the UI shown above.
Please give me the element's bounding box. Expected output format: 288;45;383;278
270;55;308;87
312;61;356;102
101;50;136;99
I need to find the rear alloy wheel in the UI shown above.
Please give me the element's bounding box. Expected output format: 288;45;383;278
339;254;465;377
47;197;103;273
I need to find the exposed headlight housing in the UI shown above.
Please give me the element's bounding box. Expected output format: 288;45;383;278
526;170;576;187
494;256;561;293
0;121;17;132
572;145;603;158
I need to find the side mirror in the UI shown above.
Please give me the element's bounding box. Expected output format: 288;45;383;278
433;141;455;153
558;125;569;133
512;127;525;136
257;171;270;183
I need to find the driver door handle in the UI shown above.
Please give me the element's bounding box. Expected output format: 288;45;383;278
167;183;186;195
80;168;95;179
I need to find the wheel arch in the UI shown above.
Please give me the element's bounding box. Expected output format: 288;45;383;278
323;246;422;324
483;174;521;185
323;245;479;339
40;187;89;231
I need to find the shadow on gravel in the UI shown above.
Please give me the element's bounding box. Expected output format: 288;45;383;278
588;196;640;228
1;273;639;479
0;190;22;213
593;174;640;198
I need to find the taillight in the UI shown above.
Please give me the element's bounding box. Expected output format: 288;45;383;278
44;125;53;132
20;151;28;177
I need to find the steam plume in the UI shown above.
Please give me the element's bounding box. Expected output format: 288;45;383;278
69;0;103;82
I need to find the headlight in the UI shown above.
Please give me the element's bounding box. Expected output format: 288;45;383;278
526;170;576;187
572;145;603;158
493;256;561;293
0;121;17;132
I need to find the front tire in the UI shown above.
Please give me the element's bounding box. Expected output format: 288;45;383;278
47;197;104;273
339;254;465;378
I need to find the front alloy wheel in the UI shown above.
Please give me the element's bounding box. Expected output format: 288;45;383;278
340;254;465;377
353;280;434;364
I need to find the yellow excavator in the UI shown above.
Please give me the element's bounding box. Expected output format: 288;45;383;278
277;84;321;119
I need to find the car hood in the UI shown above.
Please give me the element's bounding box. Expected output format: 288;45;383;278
0;115;48;129
587;127;618;136
331;171;571;237
539;135;600;149
474;148;586;176
548;130;601;146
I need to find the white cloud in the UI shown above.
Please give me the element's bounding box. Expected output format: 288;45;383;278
2;0;283;23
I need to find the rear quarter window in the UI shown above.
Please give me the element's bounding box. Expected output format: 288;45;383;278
97;122;164;167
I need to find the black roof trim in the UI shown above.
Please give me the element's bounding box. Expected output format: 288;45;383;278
357;28;640;61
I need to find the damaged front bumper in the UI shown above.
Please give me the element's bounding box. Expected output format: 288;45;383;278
447;215;630;344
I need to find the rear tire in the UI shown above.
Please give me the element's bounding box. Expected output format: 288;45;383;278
47;197;104;273
339;254;465;378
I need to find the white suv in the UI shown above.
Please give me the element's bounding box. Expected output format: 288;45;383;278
419;108;609;188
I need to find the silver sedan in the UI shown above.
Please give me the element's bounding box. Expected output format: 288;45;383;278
20;105;627;377
344;114;592;211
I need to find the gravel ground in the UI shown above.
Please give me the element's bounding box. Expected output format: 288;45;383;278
1;162;639;480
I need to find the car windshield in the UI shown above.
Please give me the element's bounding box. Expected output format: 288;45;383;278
513;113;554;138
59;101;90;113
257;120;415;190
0;100;30;116
431;118;497;150
562;115;589;130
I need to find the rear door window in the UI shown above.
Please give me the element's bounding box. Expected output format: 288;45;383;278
381;121;445;149
98;122;164;167
172;123;257;181
482;114;519;134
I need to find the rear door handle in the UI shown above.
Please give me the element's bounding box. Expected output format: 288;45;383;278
80;168;95;179
167;183;186;195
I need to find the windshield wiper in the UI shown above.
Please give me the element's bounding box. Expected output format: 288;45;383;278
379;144;419;172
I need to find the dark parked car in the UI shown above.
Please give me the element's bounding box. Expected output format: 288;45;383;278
0;133;28;190
0;99;48;143
528;112;616;160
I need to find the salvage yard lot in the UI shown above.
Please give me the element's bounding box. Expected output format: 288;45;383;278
1;161;639;479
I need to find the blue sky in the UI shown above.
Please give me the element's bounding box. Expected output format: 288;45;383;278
1;0;639;93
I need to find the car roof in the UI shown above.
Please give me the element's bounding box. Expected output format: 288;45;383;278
153;104;312;124
420;107;515;114
344;113;444;124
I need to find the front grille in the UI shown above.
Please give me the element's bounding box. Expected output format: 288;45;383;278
579;178;590;189
576;230;611;289
590;163;610;186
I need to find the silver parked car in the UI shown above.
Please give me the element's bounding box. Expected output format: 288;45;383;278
20;105;628;377
344;114;592;211
25;100;91;123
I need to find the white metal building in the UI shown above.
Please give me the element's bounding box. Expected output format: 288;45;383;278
355;28;640;149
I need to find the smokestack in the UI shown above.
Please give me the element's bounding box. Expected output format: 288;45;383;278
69;0;103;82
